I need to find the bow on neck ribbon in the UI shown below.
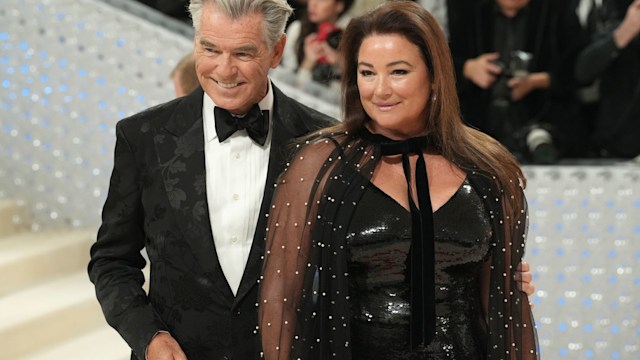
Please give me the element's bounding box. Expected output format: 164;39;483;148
214;104;269;146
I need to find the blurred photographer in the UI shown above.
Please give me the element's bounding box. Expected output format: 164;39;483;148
448;0;588;163
574;0;640;159
280;0;354;88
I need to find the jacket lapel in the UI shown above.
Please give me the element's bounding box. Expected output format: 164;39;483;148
154;88;234;298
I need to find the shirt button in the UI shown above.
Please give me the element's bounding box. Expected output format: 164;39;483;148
233;194;239;201
234;153;241;159
231;235;238;242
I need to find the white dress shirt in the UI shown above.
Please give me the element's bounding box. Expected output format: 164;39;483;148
202;82;273;295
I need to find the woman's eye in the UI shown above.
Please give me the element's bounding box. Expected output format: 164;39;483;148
359;70;374;77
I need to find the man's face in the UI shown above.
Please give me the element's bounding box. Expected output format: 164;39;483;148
496;0;530;17
194;3;285;114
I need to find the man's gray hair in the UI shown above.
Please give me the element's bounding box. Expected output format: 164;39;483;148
189;0;293;49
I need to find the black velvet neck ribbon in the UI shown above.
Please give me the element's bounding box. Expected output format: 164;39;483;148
363;130;437;349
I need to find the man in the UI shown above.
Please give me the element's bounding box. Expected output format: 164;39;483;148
89;0;536;359
88;0;333;359
574;0;640;158
448;0;586;163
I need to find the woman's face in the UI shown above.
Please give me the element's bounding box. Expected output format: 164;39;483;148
307;0;344;24
357;33;432;140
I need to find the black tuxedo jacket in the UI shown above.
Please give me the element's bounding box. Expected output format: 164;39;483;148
88;85;335;360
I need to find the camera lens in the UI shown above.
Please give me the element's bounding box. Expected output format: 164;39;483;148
326;29;342;49
526;127;558;164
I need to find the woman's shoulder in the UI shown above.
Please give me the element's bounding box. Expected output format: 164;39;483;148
295;132;349;156
288;132;345;161
279;132;351;182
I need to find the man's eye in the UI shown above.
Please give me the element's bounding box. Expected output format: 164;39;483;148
204;47;221;54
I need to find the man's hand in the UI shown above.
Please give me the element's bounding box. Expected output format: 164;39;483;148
146;332;188;360
515;261;535;301
614;0;640;49
319;42;340;66
463;52;503;89
300;33;324;71
508;72;550;101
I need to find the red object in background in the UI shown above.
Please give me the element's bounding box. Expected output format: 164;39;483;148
316;22;339;41
316;22;339;64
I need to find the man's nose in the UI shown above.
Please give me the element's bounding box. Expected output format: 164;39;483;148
215;54;237;78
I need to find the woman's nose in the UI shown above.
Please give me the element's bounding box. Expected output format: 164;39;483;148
374;76;392;97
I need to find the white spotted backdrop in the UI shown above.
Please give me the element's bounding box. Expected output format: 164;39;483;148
1;0;638;358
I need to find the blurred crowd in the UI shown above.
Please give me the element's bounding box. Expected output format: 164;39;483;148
144;0;640;163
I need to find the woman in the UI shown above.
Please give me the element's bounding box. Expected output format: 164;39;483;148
281;0;354;87
259;2;539;359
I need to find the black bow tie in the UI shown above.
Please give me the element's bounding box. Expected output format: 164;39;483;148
214;105;269;146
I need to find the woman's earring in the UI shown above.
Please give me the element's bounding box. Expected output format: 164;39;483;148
431;93;437;102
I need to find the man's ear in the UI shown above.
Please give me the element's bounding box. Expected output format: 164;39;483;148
270;34;287;68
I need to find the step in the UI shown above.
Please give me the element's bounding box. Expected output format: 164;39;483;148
0;199;30;238
0;272;107;359
0;229;95;296
23;326;131;360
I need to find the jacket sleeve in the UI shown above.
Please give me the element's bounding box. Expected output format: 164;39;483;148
546;1;589;97
574;23;622;84
259;138;341;360
471;173;539;359
88;121;167;359
497;183;538;359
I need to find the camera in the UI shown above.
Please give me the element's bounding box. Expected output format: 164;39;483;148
315;22;343;65
325;29;343;50
526;127;557;164
513;124;558;164
491;50;533;78
316;22;342;50
312;22;343;84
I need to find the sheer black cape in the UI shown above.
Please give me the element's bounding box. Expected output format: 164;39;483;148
259;130;539;359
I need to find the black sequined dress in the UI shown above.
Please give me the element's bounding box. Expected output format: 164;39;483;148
348;179;492;359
